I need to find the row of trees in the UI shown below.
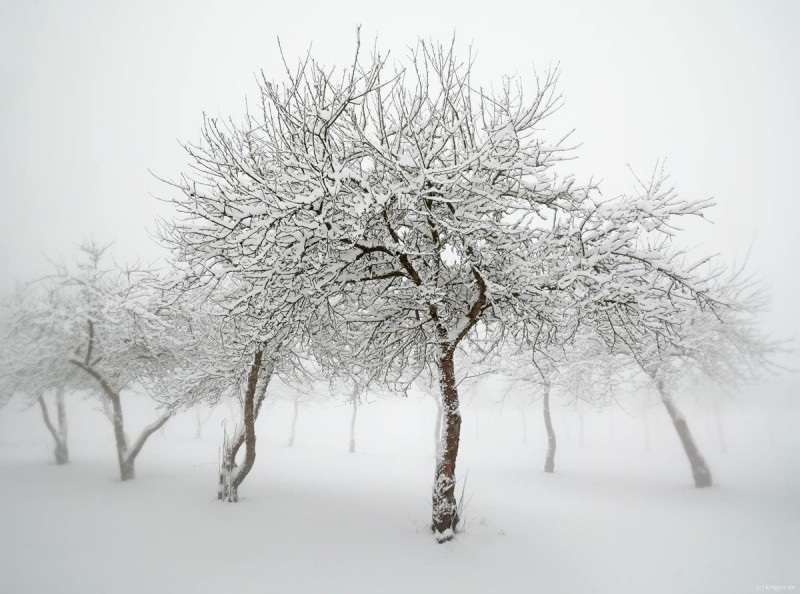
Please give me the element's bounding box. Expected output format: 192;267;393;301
0;38;777;542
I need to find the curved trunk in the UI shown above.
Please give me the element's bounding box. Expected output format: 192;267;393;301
659;384;712;488
123;412;172;481
543;384;556;473
431;351;462;542
70;325;171;481
219;353;271;502
70;359;130;479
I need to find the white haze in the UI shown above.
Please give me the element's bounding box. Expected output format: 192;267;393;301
0;1;798;592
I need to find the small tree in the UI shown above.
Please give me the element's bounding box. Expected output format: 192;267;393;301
0;285;82;464
632;272;780;488
54;243;179;481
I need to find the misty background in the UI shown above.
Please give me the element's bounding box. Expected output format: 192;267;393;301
1;2;798;593
1;0;798;343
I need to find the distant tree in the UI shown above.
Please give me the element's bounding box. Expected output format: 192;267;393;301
628;271;780;487
0;284;84;464
54;243;182;481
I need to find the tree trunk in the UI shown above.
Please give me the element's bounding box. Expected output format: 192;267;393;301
348;389;358;454
288;398;298;448
37;386;69;465
109;393;131;480
219;353;271;502
431;351;462;542
543;384;556;473
659;385;712;488
218;422;244;501
71;358;174;481
70;359;130;480
120;458;135;481
121;412;173;482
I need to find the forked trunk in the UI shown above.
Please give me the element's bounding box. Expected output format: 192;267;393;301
431;351;462;542
122;412;172;482
659;383;712;488
120;459;135;481
543;384;556;473
70;325;171;481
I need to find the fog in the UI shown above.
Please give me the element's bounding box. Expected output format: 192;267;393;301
0;1;798;592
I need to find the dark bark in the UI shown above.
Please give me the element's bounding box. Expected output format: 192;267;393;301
543;384;556;473
219;351;268;502
232;350;263;493
659;384;712;488
431;350;462;540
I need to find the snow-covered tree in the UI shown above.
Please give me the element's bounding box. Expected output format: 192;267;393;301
160;37;729;541
139;291;285;502
0;284;84;464
51;243;184;480
157;166;326;501
625;270;780;487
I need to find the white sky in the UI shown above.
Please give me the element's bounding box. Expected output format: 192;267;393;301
1;0;798;338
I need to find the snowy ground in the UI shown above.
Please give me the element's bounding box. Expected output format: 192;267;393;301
1;385;798;594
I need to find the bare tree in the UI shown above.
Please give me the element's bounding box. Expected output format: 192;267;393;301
0;283;87;465
54;243;180;481
160;36;730;542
